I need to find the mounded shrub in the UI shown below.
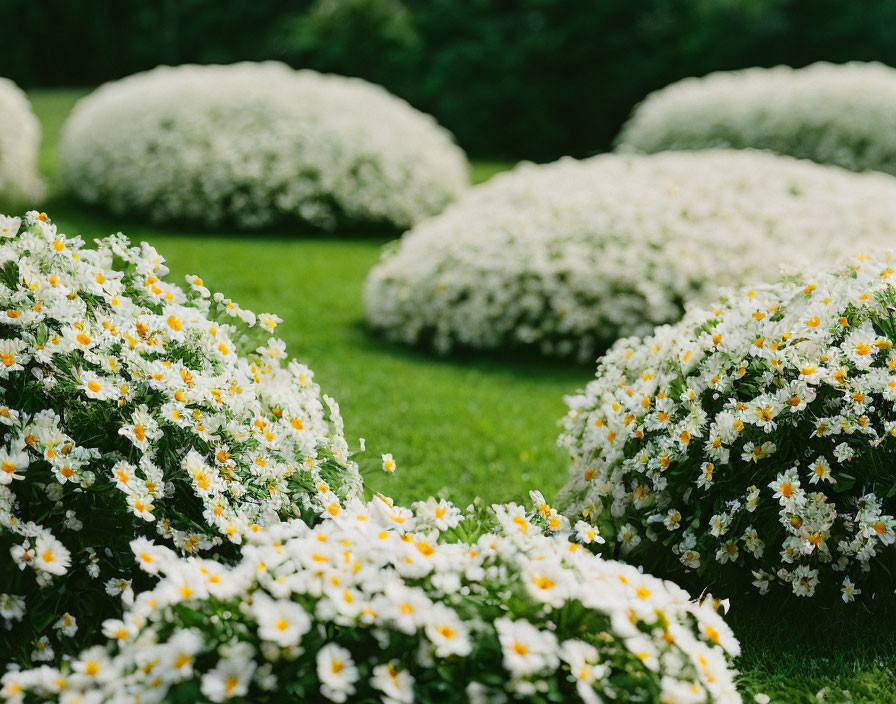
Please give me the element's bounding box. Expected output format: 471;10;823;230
617;62;896;176
558;253;896;604
0;78;43;203
57;62;469;231
0;212;362;666
364;150;896;361
0;495;741;704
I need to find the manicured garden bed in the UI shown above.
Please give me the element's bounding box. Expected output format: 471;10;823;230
11;86;896;704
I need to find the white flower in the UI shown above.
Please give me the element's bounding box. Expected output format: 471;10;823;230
412;496;462;530
833;442;855;463
316;643;359;703
558;253;896;603
0;80;43;201
0;214;22;238
0;212;364;666
252;592;311;648
424;604;472;657
841;577;861;603
370;662;414;704
32;533;71;576
0;498;742;704
618;61;896;176
59;63;468;231
200;654;255;702
53;613;78;637
0;448;28;484
365;149;896;360
381;453;397;473
574;520;605;545
495;618;560;678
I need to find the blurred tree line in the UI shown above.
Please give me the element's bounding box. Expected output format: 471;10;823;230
4;0;896;159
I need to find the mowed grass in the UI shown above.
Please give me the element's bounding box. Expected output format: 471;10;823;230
22;88;896;703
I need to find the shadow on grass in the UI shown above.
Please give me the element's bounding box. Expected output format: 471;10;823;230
351;318;598;381
33;194;411;244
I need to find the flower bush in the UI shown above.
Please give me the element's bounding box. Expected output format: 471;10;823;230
364;150;896;360
617;62;896;176
0;495;741;704
0;212;361;666
0;78;43;203
558;253;896;604
57;62;469;231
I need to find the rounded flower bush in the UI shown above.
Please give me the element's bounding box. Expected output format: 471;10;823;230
57;62;469;231
1;495;741;704
558;253;896;604
0;78;43;203
617;62;896;176
0;212;361;666
364;150;896;360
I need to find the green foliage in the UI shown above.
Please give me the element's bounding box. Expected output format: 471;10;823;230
7;1;896;157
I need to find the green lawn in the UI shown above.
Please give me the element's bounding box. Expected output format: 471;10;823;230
18;88;896;704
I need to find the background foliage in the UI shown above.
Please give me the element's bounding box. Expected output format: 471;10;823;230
5;0;896;159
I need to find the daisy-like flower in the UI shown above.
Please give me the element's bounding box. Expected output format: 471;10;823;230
574;520;605;545
316;643;359;703
370;662;414;704
79;370;117;401
841;577;861;603
424;605;472;657
495;617;560;679
53;613;78;637
769;469;802;506
0;448;28;484
559;254;896;604
200;652;255;701
0;215;21;238
252;592;311;648
32;533;71;576
0;212;364;666
0;498;742;704
808;457;835;485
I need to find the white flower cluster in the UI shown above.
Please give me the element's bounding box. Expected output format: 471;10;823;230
0;212;360;664
0;78;43;203
617;61;896;176
558;253;896;603
1;495;741;704
364;149;896;360
58;62;469;230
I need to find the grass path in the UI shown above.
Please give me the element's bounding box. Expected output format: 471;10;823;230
18;87;896;704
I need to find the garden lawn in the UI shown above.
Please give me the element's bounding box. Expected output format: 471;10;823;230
21;88;896;704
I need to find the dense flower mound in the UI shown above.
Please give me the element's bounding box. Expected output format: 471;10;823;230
364;150;896;360
0;78;43;203
0;495;741;704
617;62;896;176
558;254;896;604
57;62;469;231
0;212;361;665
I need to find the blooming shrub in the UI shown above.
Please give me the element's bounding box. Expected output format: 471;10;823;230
617;62;896;176
558;253;896;604
364;150;896;360
0;495;741;704
58;62;469;231
0;78;43;203
0;212;361;666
